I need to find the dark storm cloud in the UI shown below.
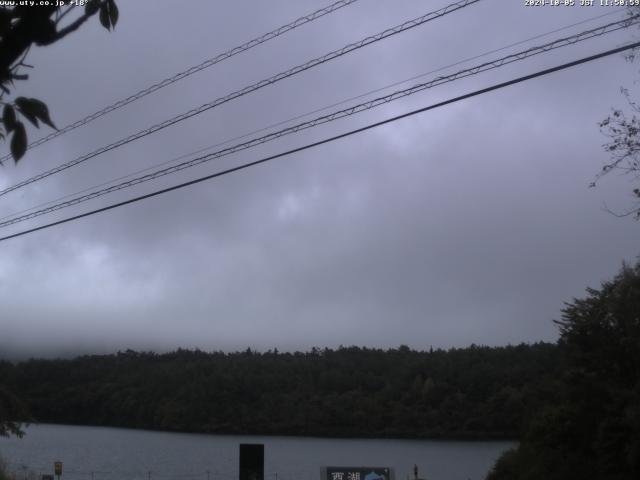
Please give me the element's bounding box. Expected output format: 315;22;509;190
0;0;638;358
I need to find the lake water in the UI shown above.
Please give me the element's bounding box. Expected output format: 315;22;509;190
0;424;513;480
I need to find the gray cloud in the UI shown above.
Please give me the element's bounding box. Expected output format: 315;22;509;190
0;0;638;359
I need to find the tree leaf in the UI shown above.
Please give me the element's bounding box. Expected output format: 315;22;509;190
99;3;110;30
36;100;57;130
15;97;39;127
14;97;57;130
10;122;27;163
33;18;57;46
85;0;101;16
107;0;119;28
3;104;17;132
16;97;56;130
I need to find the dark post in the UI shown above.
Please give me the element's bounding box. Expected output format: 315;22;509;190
239;444;264;480
54;462;62;480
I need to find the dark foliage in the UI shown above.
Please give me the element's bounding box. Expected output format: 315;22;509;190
0;374;28;438
0;343;561;439
0;0;118;162
487;261;640;480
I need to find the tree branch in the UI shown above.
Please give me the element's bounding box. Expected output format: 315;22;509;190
49;0;107;43
46;11;93;44
55;4;76;25
602;202;640;218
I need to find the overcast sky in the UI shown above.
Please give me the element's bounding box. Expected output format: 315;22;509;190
0;0;638;359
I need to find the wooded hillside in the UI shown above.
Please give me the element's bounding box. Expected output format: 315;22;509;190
0;343;561;439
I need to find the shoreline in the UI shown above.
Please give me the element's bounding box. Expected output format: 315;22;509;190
13;421;520;443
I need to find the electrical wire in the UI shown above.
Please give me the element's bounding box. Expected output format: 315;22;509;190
0;0;482;198
0;15;636;229
0;7;625;223
1;40;638;243
0;0;361;164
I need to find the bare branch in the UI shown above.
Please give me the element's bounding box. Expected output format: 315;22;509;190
10;45;31;73
602;201;640;218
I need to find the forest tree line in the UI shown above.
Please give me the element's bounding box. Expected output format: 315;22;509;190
0;342;562;439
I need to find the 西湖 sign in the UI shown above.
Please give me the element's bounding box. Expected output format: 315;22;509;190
323;467;392;480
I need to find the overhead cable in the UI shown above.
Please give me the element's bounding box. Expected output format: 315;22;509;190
0;0;482;198
1;40;638;243
0;15;636;229
2;6;623;223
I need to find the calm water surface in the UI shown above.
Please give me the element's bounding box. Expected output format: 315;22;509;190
0;424;514;480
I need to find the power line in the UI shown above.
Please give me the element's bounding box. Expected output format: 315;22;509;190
1;15;636;229
1;8;624;224
0;0;361;164
1;7;624;224
1;40;637;244
0;0;482;198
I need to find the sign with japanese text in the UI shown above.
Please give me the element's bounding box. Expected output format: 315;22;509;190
324;467;392;480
